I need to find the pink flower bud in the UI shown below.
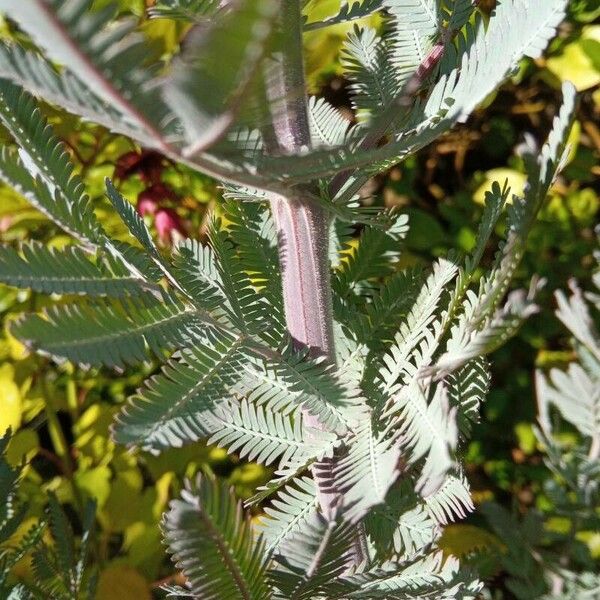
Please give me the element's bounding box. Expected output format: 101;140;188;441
137;196;159;217
155;208;184;243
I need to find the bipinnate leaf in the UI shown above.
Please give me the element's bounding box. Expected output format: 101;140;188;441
163;475;271;600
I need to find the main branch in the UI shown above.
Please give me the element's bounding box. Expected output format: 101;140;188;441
264;1;340;521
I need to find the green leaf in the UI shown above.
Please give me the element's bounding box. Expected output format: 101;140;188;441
30;493;97;599
0;0;173;145
351;268;424;347
335;210;409;296
148;0;222;22
428;83;576;376
163;0;278;154
387;384;459;497
0;84;103;245
378;257;458;392
257;0;569;183
546;25;600;91
46;493;76;583
365;482;437;557
332;418;401;522
308;97;353;148
11;292;199;369
113;329;249;451
208;399;338;468
384;0;440;87
257;477;318;555
304;0;383;31
342;26;397;123
269;512;356;600
0;431;24;541
0;241;148;296
253;346;364;435
222;201;283;327
171;238;227;313
163;475;271;600
105;179;160;260
446;357;490;437
0;41;152;143
343;551;482;598
209;219;278;340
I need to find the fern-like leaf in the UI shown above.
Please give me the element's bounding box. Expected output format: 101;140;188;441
332;418;401;522
365;483;438;558
384;0;441;87
0;41;152;143
222;201;285;340
163;475;271;600
304;0;383;31
423;473;474;526
555;280;600;363
343;551;482;599
257;0;569;183
256;477;318;555
0;0;174;147
425;83;575;379
269;512;355;600
255;346;364;434
11;292;198;369
148;0;223;22
0;84;103;245
308;97;352;148
164;0;278;154
335;210;409;296
105;179;161;261
342;26;397;123
209;219;276;338
350;269;424;348
389;383;458;496
171;238;228;313
28;494;97;600
446;357;490;436
0;241;148;297
112;329;248;451
378;257;458;392
208;399;338;468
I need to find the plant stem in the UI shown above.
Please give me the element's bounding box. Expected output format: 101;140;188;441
41;376;84;513
65;363;79;418
270;198;334;357
42;378;71;471
265;5;367;565
264;1;340;518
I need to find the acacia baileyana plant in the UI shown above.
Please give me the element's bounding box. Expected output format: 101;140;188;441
0;0;575;597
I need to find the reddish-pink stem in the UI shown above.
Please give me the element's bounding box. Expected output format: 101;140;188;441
264;1;340;521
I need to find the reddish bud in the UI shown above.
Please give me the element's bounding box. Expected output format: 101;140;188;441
114;150;168;184
114;151;143;181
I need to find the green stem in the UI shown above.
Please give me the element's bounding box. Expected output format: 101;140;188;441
42;379;70;467
65;364;79;417
41;376;84;512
